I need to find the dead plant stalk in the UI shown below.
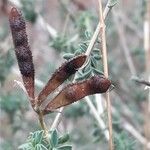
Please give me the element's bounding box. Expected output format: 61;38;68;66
98;0;113;150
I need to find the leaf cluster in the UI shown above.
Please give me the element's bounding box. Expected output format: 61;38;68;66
19;130;72;150
63;31;103;81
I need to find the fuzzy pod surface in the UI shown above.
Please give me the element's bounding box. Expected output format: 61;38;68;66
9;7;35;101
43;75;111;114
37;54;87;105
9;7;34;78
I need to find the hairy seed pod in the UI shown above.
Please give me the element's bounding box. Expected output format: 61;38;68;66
43;75;111;114
9;7;35;103
37;54;86;106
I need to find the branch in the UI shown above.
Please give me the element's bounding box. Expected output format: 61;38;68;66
98;0;113;149
132;77;150;87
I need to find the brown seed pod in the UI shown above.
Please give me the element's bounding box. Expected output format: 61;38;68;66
43;75;111;114
37;54;87;106
9;7;35;104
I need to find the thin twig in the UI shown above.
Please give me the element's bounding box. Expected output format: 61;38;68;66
98;0;113;149
132;77;150;87
50;107;64;130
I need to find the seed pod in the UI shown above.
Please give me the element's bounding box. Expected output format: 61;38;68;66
37;54;86;106
9;7;35;105
43;75;111;114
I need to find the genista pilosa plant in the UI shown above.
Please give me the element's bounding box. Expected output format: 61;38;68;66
9;7;111;116
9;8;111;114
9;6;111;150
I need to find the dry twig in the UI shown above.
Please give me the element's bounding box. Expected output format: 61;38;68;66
98;0;113;149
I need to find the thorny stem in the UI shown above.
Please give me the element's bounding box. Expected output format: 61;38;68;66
98;0;113;150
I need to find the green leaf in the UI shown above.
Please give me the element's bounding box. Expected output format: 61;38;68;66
35;144;48;150
93;54;101;60
79;43;88;52
83;60;91;73
85;31;91;39
91;57;97;68
93;68;104;76
18;143;33;150
93;48;100;52
35;131;44;144
63;53;74;60
49;130;58;148
58;134;70;144
29;130;44;147
31;130;44;145
76;68;91;81
75;50;82;56
57;145;72;150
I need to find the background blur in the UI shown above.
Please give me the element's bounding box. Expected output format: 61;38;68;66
0;0;149;150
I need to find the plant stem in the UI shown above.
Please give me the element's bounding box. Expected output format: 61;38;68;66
98;0;113;150
144;0;150;149
50;107;64;130
38;110;48;133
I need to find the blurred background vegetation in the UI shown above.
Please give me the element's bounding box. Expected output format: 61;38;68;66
0;0;149;149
